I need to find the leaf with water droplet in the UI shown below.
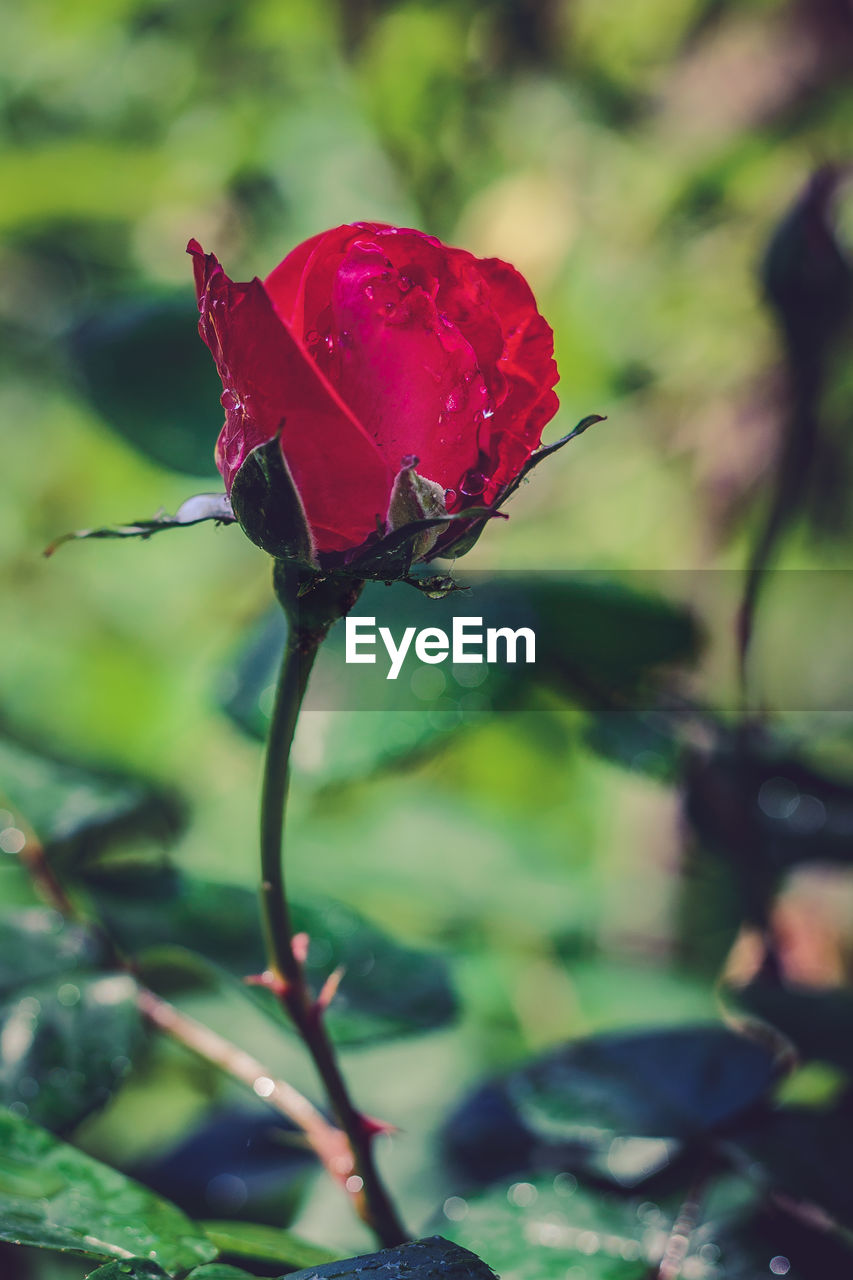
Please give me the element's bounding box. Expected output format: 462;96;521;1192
445;1025;779;1189
0;968;143;1132
44;492;235;557
0;1107;217;1269
281;1236;495;1280
84;1260;170;1280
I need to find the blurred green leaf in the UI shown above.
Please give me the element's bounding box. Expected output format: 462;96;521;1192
439;1178;650;1280
0;911;142;1132
445;1025;779;1188
186;1267;254;1280
0;909;104;996
71;297;223;477
0;1107;217;1269
220;576;700;789
201;1220;337;1271
83;867;457;1044
0;971;141;1132
0;730;185;871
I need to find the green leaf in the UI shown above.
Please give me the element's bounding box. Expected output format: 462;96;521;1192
446;1024;779;1188
0;730;185;871
200;1220;338;1270
0;909;104;996
229;438;315;565
45;492;235;557
0;1107;217;1269
186;1268;253;1280
439;1179;650;1280
0;911;142;1132
284;1237;495;1280
85;1261;170;1280
84;868;457;1044
0;970;142;1132
71;297;224;477
219;575;699;787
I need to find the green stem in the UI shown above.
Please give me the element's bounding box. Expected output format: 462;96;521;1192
259;620;409;1249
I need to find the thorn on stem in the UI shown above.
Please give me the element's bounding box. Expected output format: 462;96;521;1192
245;969;290;999
315;965;345;1014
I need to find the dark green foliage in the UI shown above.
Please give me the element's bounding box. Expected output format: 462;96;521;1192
285;1237;495;1280
445;1024;779;1188
0;731;185;872
0;912;142;1131
71;298;224;478
0;1108;217;1270
82;867;457;1044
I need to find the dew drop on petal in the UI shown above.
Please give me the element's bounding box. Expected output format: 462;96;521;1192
460;470;486;497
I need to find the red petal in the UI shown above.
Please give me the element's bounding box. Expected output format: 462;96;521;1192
306;229;489;492
188;241;393;554
472;256;560;502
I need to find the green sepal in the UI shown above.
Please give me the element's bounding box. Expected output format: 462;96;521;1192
229;436;316;566
345;505;500;582
44;493;235;557
440;414;605;562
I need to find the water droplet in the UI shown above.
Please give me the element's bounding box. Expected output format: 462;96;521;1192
253;1076;275;1098
305;329;320;346
460;470;486;497
508;1181;538;1208
0;828;25;855
399;275;413;292
220;388;240;412
443;1196;468;1221
363;285;375;300
444;390;465;413
770;1260;791;1277
346;1174;364;1193
444;488;457;505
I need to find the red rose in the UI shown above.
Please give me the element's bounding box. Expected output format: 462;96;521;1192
188;224;559;563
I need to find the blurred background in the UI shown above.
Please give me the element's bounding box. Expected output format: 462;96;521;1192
2;2;853;1278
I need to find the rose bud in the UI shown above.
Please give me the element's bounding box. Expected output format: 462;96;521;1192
188;224;592;588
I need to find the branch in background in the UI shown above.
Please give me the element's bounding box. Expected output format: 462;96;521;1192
8;812;363;1212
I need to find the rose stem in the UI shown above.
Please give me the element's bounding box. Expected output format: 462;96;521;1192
258;626;410;1249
